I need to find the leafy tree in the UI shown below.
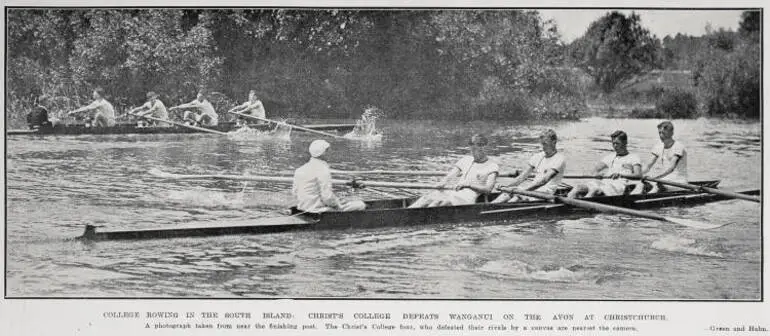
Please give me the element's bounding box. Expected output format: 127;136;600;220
570;11;661;93
739;10;760;43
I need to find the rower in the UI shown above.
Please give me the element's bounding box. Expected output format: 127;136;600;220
408;134;499;208
636;121;688;193
567;130;642;198
492;129;566;203
128;91;171;127
170;89;218;127
67;87;116;127
293;140;366;212
229;90;266;127
27;94;54;130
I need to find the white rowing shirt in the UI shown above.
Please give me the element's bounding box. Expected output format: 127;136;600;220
528;151;566;194
242;100;266;122
650;141;688;184
141;100;170;126
444;156;499;205
593;152;642;196
184;99;218;126
86;99;116;126
292;158;340;212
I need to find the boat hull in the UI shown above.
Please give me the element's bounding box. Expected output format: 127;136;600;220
79;181;760;241
7;122;356;136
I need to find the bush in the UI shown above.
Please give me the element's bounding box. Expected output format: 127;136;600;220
656;89;698;118
629;107;662;118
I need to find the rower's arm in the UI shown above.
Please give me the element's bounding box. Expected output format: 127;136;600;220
229;102;247;112
437;167;461;187
69;101;99;114
649;154;681;179
641;154;659;175
171;101;199;111
504;165;534;187
591;161;608;176
522;168;557;191
318;170;342;209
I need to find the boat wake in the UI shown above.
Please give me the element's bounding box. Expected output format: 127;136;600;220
650;235;726;258
476;260;652;286
344;106;384;141
161;188;249;209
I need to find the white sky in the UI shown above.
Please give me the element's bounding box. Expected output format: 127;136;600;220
538;9;746;42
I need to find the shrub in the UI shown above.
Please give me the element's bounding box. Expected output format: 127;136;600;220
656;89;698;118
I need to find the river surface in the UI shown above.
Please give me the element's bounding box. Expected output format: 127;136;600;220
4;117;762;299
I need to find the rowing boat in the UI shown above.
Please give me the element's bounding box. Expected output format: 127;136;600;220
78;180;760;241
7;121;356;136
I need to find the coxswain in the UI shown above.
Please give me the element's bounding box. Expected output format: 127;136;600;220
27;94;54;130
67;87;116;127
636;121;688;193
229;90;267;126
128;91;171;127
492;129;566;203
409;134;499;208
170;89;218;127
567;130;642;198
292;140;366;213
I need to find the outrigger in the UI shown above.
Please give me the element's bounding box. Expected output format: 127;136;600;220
78;180;760;241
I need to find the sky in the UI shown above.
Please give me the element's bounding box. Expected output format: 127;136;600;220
538;10;745;42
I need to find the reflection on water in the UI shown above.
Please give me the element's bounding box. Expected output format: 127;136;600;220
5;118;761;298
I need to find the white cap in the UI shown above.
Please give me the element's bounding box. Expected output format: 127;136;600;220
309;139;330;158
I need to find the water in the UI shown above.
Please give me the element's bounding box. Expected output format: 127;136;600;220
5;118;761;298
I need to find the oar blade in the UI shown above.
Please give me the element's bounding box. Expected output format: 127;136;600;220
148;168;174;178
663;216;724;230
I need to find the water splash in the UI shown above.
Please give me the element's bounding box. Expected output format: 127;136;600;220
345;106;384;140
227;121;292;141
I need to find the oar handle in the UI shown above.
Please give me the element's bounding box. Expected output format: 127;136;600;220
635;176;761;203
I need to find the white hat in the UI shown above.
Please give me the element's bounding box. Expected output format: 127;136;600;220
309;139;330;158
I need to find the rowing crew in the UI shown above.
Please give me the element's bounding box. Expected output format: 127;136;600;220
292;121;686;213
28;87;267;129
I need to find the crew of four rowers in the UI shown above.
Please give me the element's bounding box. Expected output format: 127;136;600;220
29;88;267;129
293;121;686;213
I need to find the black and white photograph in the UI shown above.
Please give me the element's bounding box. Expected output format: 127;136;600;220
3;5;762;306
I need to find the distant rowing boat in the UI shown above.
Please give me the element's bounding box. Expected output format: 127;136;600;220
7;121;356;136
78;180;759;241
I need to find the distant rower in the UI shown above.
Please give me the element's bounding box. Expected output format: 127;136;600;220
567;130;642;198
293;140;366;213
229;90;267;126
27;94;54;130
492;129;566;203
638;121;688;193
128;91;170;127
67;88;116;127
170;90;218;127
409;134;499;208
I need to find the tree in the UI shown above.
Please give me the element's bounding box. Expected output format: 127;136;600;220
570;11;661;93
739;10;760;43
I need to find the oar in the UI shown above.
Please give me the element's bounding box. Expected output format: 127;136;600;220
229;111;345;139
561;175;761;203
148;169;452;190
133;113;227;135
493;188;719;230
634;177;760;203
330;169;521;178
